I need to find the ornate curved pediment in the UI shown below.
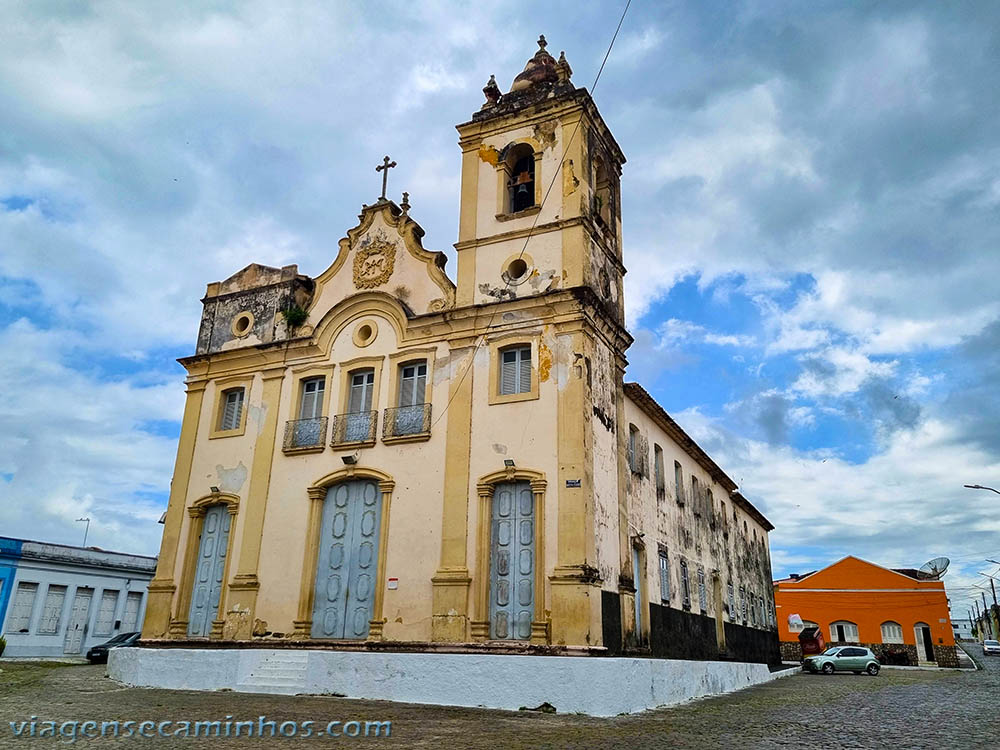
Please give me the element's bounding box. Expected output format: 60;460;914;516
309;200;456;322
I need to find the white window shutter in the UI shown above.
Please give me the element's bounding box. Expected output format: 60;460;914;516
500;354;517;395
518;347;531;393
399;369;415;407
414;367;426;404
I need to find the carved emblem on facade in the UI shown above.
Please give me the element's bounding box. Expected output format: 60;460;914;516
353;235;396;289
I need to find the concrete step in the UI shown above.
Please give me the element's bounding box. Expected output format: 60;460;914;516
236;652;309;694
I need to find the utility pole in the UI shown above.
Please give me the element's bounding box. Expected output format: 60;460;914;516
983;593;993;638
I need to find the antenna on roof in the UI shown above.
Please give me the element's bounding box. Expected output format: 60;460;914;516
919;556;951;580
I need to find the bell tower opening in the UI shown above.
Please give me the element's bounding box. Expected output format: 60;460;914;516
506;143;536;213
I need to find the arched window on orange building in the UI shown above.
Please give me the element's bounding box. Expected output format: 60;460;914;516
881;621;904;644
830;620;859;643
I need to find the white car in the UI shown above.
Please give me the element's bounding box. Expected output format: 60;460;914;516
983;639;1000;655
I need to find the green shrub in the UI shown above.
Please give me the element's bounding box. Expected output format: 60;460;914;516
282;304;308;328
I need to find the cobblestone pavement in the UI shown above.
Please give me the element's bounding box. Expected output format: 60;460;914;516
0;647;996;749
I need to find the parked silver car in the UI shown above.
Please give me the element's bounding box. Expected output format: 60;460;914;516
982;639;1000;655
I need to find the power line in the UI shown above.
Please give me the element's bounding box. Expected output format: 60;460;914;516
429;1;632;432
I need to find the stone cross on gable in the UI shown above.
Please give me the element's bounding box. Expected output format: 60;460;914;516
376;155;396;200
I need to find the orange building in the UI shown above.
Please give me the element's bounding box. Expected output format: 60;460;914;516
773;556;957;668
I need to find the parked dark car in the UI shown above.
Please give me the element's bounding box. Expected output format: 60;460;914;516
86;632;140;663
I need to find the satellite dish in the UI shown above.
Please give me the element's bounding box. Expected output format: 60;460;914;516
919;557;951;579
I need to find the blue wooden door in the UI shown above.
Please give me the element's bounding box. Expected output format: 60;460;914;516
489;481;535;640
187;505;230;637
311;480;382;639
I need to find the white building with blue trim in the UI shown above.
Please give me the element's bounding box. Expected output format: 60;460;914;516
0;537;156;658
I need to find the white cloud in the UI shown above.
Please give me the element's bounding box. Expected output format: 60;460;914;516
791;347;898;398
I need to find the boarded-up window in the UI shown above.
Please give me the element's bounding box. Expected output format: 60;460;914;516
94;589;119;636
8;582;38;633
499;346;531;395
658;550;670;602
674;462;684;505
38;585;67;634
299;377;325;419
691;476;701;516
218;388;245;431
398;362;427;407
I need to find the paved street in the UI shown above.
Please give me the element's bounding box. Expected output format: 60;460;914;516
0;648;995;749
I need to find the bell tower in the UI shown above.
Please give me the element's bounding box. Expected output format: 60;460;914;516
454;36;626;323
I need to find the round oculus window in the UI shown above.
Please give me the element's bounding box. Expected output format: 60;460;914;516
231;312;254;337
352;319;378;347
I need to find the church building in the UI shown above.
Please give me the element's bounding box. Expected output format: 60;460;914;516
142;37;778;665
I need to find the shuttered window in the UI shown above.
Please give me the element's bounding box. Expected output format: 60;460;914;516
727;582;735;620
94;589;119;636
38;584;67;634
298;377;325;419
658;551;670;602
348;370;375;412
218;388;244;431
8;582;38;632
654;445;665;492
691;476;701;515
697;567;706;611
398;362;427;407
680;560;690;609
674;462;684;504
499;346;531;395
881;621;904;644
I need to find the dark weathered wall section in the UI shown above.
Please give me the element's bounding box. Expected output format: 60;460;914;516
601;592;780;664
195;263;314;355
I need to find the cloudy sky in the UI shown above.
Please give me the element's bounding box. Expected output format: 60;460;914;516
2;1;998;619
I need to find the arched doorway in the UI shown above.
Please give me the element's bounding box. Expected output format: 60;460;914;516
914;622;934;662
471;469;547;644
187;505;232;637
311;479;383;639
175;492;239;640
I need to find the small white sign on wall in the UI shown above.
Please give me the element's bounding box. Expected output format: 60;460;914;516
387;577;398;590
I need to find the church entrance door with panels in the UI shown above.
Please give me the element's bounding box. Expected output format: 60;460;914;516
489;481;535;640
311;480;382;639
187;504;231;637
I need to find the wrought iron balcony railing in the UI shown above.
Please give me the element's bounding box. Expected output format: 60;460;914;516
383;403;432;440
283;417;328;452
331;410;378;446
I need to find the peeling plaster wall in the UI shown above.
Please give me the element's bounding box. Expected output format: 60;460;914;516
622;396;777;639
472;233;562;307
589;339;621;589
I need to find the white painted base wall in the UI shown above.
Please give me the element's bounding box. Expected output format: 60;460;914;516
108;648;793;716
